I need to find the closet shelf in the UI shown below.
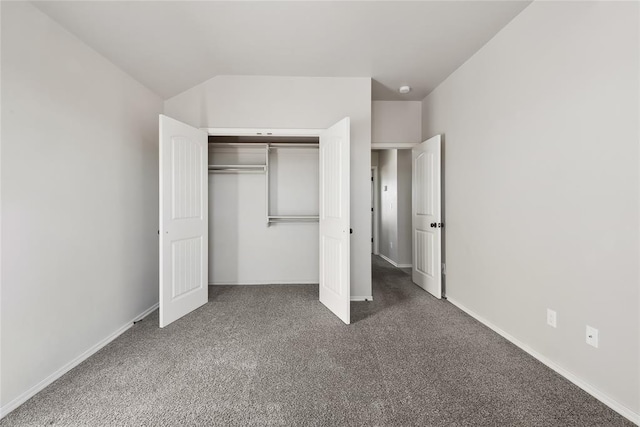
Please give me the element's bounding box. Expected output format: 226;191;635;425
270;144;319;149
208;141;319;224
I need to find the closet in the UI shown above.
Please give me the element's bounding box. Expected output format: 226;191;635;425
158;115;351;328
207;136;320;285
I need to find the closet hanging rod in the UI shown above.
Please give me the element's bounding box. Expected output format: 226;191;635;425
208;142;268;147
268;215;320;222
208;164;266;169
268;215;319;219
269;144;319;149
208;142;318;148
209;170;265;174
268;220;319;224
208;165;266;172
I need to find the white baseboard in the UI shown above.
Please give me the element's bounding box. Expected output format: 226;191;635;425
378;253;395;265
378;254;412;269
209;281;318;286
351;296;373;301
0;302;159;419
447;297;640;425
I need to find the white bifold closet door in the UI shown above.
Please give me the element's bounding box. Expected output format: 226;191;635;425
411;134;442;299
159;115;208;328
319;117;351;324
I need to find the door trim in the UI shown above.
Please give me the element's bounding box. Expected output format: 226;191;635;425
372;142;417;149
371;166;380;255
204;127;323;137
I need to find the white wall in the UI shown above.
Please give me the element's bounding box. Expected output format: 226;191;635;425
165;75;372;299
396;150;412;266
1;2;163;414
379;150;398;261
422;1;639;420
209;147;319;284
372;101;422;144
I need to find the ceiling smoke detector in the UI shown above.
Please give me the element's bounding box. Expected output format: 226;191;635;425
399;85;411;94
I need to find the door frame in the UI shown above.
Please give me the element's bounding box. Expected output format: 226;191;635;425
203;125;354;320
372;143;418;260
371;142;416;149
372;141;445;296
371;166;380;255
204;127;324;137
202;126;325;283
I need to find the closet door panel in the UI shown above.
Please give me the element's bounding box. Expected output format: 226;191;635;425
319;117;351;324
159;115;208;328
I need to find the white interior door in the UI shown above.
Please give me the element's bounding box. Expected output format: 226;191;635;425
319;117;351;324
412;135;442;298
159;115;208;327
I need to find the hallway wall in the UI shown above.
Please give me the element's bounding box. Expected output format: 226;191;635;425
378;150;412;267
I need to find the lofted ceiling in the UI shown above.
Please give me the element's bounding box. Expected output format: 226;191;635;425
33;1;531;101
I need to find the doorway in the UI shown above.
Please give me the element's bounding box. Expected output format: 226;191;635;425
371;148;413;269
371;135;444;300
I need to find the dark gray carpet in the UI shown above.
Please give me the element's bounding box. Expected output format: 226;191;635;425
1;256;632;426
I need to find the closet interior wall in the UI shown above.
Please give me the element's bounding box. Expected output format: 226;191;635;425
208;136;320;285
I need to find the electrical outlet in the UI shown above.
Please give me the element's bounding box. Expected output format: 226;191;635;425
546;309;557;328
586;325;599;348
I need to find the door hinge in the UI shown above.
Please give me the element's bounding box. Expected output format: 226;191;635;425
371;238;374;242
371;207;374;212
442;263;446;275
371;177;374;181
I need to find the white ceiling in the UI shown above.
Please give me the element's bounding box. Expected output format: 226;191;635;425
33;1;531;101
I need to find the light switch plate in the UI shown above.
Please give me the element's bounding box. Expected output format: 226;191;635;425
586;325;599;348
546;309;557;328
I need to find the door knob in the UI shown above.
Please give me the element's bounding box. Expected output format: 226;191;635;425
430;223;443;228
